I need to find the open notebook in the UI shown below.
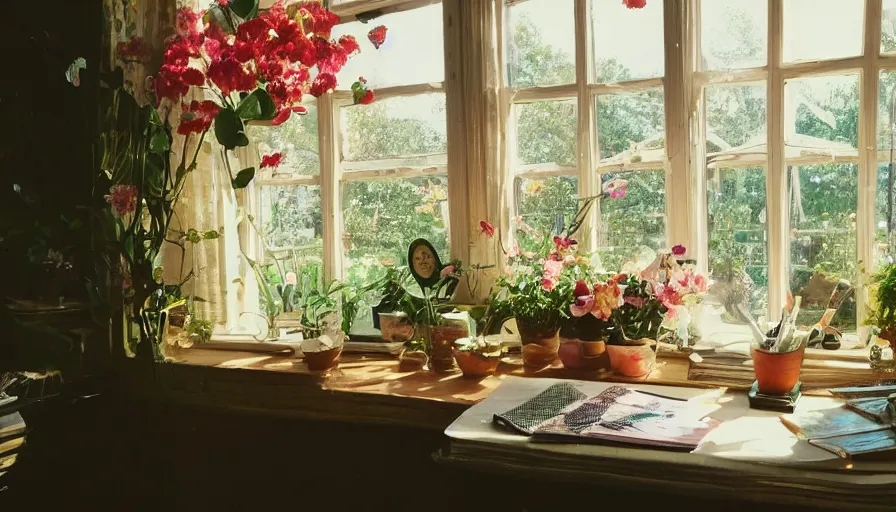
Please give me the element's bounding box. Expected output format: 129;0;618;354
494;383;721;450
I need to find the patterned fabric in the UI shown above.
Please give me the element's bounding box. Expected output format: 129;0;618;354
494;383;586;435
563;386;631;433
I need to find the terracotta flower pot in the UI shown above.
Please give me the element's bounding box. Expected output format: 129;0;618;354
558;338;610;371
752;345;806;395
517;321;560;369
303;346;342;372
453;349;501;378
379;312;414;342
428;324;469;373
606;339;656;377
399;349;428;372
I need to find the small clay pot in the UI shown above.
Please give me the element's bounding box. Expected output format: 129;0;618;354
399;349;428;372
303;347;342;371
379;312;415;342
453;349;501;378
517;321;560;369
429;324;468;373
558;338;610;371
606;338;656;377
752;345;806;395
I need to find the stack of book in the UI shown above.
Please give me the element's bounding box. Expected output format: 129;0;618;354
687;344;888;388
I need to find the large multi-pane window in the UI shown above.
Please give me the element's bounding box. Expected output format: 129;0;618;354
505;0;668;270
239;0;896;344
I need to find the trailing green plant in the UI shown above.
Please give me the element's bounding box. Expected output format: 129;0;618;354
865;261;896;338
184;316;213;344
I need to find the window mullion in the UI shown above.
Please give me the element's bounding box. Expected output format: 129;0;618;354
575;0;599;253
858;0;883;342
664;0;693;255
766;0;787;319
318;93;342;283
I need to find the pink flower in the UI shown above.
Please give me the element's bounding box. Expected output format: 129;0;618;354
285;272;297;286
542;276;557;292
440;265;456;278
105;185;138;217
671;244;686;256
695;273;707;292
543;259;564;279
603;178;628;199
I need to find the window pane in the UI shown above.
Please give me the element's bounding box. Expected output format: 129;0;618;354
706;84;767;150
249;105;319;177
705;84;768;318
707;167;769;317
596;88;665;162
789;164;858;332
340;93;446;162
516;176;578;254
515;99;577;168
593;0;664;82
597;170;666;273
700;0;767;71
877;163;894;267
878;71;896;265
259;185;323;252
883;0;896;53
331;4;444;89
786;74;859;332
783;0;863;63
506;0;576;87
342;177;449;285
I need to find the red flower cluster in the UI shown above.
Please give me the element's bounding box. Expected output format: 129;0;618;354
351;76;375;105
623;0;647;9
105;184;138;217
480;220;495;238
116;37;151;62
154;1;363;125
178;100;221;135
260;152;285;170
368;25;387;49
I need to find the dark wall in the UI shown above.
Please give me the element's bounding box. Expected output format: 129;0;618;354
0;0;101;297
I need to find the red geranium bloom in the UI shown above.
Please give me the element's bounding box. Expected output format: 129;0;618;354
671;244;687;256
105;184;138;217
480;220;495;238
261;152;285;170
297;2;341;38
553;236;574;250
175;7;201;38
177;100;221;136
359;90;375;105
310;72;337;97
623;0;647;8
206;56;256;96
368;25;387;49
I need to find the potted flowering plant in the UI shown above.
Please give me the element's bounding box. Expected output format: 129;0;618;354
400;260;468;373
558;279;618;371
97;0;374;358
490;203;596;369
605;273;666;377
